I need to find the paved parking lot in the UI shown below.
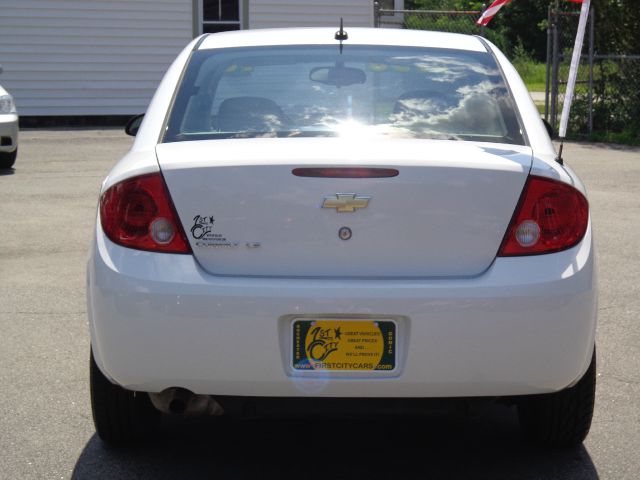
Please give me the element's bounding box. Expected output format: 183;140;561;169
0;130;639;479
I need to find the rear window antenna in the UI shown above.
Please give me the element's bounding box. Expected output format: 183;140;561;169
557;140;564;165
335;18;348;53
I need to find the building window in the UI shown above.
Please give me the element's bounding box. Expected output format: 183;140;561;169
202;0;241;33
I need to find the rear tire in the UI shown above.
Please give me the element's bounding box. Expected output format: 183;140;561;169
90;349;160;445
0;149;17;169
517;349;596;448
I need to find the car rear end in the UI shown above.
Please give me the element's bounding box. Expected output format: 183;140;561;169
87;29;596;446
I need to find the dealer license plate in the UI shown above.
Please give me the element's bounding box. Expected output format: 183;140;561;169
292;319;396;371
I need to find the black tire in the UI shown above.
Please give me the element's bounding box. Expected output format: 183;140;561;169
517;349;596;448
90;349;160;445
0;148;17;169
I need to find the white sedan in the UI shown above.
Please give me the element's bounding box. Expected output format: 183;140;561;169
88;28;597;447
0;79;19;169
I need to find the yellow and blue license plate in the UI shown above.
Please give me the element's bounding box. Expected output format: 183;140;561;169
292;319;396;371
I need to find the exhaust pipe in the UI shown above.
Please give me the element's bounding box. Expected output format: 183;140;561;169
168;389;189;414
149;387;224;416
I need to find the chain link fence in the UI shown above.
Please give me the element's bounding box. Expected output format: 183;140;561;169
546;5;640;141
587;55;640;142
546;7;595;136
374;4;486;36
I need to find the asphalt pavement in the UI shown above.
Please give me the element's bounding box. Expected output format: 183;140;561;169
0;130;638;479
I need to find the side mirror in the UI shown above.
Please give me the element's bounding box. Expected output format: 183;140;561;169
542;118;555;139
125;114;144;137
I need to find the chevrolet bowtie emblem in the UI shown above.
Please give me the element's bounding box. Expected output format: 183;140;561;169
322;194;371;212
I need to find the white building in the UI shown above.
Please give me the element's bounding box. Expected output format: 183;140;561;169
0;0;403;117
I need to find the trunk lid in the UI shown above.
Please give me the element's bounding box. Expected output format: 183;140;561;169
157;138;531;278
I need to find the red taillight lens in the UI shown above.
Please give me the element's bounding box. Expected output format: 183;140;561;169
100;173;191;254
498;175;589;256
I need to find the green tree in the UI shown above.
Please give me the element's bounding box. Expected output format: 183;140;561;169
586;1;640;141
591;0;640;54
407;0;549;59
488;1;549;61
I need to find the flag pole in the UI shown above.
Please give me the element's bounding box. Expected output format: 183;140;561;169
558;0;591;138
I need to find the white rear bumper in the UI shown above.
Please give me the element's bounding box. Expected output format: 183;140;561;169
88;221;597;398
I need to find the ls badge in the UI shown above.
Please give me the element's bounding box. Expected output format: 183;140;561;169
322;194;371;213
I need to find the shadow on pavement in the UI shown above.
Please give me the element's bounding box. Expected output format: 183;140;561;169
71;404;598;480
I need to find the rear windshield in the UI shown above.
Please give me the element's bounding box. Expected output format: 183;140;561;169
163;45;525;145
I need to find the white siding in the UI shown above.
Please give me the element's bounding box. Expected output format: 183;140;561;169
249;0;374;29
0;0;193;116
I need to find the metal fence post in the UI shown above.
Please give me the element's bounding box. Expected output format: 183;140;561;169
588;6;595;136
480;3;487;37
551;8;560;128
545;4;552;122
373;1;380;28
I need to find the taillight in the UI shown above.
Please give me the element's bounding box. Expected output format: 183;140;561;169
99;172;191;254
498;175;588;256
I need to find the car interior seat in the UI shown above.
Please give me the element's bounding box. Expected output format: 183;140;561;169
213;96;286;132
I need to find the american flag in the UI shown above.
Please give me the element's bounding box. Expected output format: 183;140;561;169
476;0;512;26
477;0;583;26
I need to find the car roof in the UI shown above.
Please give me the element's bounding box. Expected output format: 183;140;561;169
197;27;487;53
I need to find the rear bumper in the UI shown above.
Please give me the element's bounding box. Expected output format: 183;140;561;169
88;221;597;398
0;114;18;153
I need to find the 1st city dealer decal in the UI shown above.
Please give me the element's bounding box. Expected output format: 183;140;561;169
292;320;396;371
190;214;260;249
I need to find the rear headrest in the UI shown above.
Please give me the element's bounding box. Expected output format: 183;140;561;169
219;96;282;115
217;96;285;132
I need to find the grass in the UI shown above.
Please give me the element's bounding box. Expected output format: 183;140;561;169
589;131;640;146
513;60;547;92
